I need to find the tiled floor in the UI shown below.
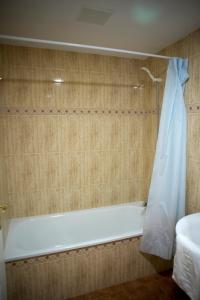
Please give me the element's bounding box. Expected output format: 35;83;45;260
70;271;189;300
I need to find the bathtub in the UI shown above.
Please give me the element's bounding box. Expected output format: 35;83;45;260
4;202;145;262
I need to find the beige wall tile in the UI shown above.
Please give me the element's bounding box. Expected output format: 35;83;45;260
186;158;200;213
0;43;158;217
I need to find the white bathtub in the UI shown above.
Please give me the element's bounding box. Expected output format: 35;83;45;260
4;202;145;262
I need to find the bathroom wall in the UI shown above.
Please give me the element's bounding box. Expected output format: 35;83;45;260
0;45;157;218
1;28;199;221
144;28;200;214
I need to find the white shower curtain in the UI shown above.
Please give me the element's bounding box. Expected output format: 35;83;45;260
140;58;189;260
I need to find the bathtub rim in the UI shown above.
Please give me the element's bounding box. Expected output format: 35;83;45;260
6;234;143;263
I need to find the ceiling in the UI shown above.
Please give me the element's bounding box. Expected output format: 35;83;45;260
0;0;200;58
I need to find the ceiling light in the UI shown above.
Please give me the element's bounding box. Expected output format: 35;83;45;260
53;78;64;83
0;77;3;80
132;3;161;25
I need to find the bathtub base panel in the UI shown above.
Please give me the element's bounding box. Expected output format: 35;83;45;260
6;237;172;300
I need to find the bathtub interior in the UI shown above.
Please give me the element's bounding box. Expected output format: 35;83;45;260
4;201;146;262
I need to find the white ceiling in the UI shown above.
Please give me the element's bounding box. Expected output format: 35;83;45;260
0;0;200;58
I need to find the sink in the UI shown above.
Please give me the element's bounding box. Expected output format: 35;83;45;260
173;213;200;300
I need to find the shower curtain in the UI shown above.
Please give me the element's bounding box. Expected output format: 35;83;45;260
140;58;189;260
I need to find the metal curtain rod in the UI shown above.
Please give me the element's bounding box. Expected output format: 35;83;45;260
0;35;173;60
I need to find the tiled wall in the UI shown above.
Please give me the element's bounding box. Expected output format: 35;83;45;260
1;28;199;220
144;28;200;214
0;45;157;218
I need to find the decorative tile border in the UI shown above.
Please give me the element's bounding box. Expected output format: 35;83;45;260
0;107;158;116
1;104;200;115
6;236;141;267
187;103;200;113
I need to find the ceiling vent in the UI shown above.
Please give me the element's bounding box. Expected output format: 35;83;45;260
77;7;113;25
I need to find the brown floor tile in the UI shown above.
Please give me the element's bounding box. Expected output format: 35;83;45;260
70;271;190;300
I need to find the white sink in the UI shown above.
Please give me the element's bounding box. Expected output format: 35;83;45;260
176;212;200;254
173;213;200;300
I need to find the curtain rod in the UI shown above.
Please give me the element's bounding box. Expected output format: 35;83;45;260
0;35;173;60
